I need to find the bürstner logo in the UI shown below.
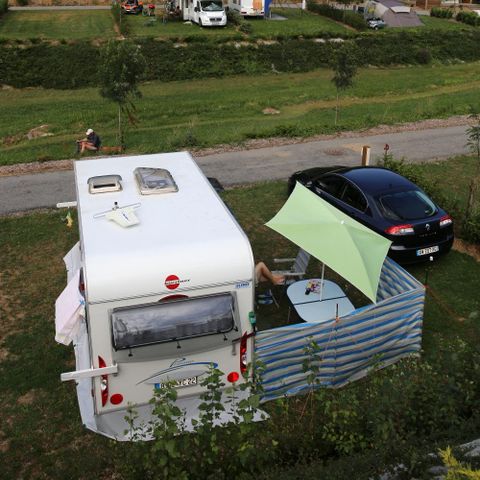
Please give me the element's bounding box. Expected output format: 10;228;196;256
165;275;190;290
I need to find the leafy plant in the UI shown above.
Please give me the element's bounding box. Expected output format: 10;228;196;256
98;40;146;148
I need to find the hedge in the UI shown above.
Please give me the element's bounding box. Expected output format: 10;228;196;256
307;0;368;31
430;7;454;19
456;10;480;27
2;29;480;89
0;0;8;17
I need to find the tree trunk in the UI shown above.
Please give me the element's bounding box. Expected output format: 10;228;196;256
465;178;476;222
118;104;123;149
335;90;339;126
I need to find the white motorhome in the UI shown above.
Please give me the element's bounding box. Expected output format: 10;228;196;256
228;0;264;17
181;0;227;26
56;152;256;440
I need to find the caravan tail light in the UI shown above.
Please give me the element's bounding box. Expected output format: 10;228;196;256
239;333;248;374
98;356;109;407
227;371;240;383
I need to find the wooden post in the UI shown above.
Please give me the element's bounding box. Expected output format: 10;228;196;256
361;145;371;166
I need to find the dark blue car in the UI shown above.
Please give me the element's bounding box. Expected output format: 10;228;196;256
288;166;454;264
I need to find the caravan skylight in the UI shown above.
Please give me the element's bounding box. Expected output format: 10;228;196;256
134;167;178;195
87;175;122;194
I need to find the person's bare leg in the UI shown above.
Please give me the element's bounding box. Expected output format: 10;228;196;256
255;262;285;285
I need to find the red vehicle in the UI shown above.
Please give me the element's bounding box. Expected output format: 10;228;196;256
121;0;144;14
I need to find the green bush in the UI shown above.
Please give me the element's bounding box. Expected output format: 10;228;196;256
307;0;368;31
462;211;480;243
120;338;480;479
226;9;243;25
456;10;480;27
0;0;8;17
431;7;454;19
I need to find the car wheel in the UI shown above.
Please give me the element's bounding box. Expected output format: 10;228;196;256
374;26;378;30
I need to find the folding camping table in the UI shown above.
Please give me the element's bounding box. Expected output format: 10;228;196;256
286;279;355;323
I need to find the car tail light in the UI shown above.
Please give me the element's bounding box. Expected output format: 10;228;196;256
98;356;109;407
439;215;453;227
385;224;414;235
239;333;248;374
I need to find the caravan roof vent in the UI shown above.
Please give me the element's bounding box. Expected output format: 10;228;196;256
88;175;123;194
134;167;178;195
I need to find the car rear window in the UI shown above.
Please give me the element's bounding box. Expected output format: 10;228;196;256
111;293;235;350
376;190;437;221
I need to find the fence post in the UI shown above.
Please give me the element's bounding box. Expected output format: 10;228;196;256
361;145;371;166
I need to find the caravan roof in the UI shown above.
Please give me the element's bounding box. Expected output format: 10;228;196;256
74;152;254;303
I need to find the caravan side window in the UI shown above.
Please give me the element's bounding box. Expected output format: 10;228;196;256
111;294;236;350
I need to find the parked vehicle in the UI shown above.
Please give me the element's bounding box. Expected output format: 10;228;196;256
182;0;227;26
288;166;454;264
367;17;386;29
228;0;264;17
121;0;143;14
56;152;256;440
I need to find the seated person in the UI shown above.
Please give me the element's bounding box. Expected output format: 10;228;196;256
255;262;285;286
77;128;101;154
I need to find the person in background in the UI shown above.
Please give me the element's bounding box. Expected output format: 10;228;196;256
255;262;285;286
77;128;101;154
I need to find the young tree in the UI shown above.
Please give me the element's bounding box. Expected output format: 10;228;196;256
465;112;480;222
99;40;146;149
330;44;359;126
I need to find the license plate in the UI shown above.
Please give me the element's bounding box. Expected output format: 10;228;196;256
416;245;439;256
154;376;197;390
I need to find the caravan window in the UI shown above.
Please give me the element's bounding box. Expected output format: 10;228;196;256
111;294;236;350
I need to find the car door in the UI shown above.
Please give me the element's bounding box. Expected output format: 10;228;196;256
314;175;375;230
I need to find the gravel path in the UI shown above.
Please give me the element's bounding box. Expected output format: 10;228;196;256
0;115;472;177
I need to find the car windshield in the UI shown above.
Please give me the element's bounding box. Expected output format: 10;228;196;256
200;0;223;11
376;190;437;221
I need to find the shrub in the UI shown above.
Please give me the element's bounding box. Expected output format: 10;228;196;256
0;0;8;17
462;211;480;243
456;10;480;27
307;0;368;31
15;0;28;5
226;9;243;25
431;7;454;19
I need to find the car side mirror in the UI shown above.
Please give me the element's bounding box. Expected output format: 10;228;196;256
194;6;199;11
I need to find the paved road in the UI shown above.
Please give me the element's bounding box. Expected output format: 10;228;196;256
0;124;469;215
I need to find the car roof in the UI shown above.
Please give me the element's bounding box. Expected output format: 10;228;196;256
329;167;418;194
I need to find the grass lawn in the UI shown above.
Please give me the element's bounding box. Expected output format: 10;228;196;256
416;155;478;215
0;10;116;40
418;14;475;31
2;62;480;166
1;157;479;478
125;7;349;38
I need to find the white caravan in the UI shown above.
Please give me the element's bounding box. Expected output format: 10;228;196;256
56;152;256;440
228;0;264;17
181;0;227;27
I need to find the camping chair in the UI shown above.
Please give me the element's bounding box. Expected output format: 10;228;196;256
272;248;311;287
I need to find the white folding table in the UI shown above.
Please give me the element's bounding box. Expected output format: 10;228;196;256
286;279;355;323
